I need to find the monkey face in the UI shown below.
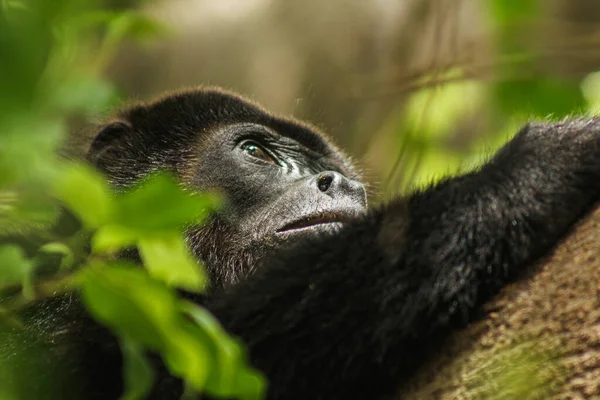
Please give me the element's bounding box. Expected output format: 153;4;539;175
88;88;367;288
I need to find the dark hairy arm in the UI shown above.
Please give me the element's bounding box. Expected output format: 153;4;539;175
207;119;600;400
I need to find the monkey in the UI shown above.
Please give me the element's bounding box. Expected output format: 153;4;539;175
5;87;600;400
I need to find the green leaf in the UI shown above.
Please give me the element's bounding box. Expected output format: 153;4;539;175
0;245;33;291
92;225;138;254
183;302;241;393
163;318;211;391
183;302;266;399
78;265;212;391
115;172;220;232
53;163;114;228
138;233;206;293
232;368;268;400
120;338;154;400
39;242;74;270
79;265;176;349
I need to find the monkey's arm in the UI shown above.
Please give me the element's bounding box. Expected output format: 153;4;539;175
207;119;600;400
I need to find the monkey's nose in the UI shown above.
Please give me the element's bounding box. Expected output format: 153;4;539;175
316;171;367;209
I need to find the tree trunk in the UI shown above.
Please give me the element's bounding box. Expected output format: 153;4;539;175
400;206;600;399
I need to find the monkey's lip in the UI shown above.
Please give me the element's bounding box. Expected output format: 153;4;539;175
275;213;354;234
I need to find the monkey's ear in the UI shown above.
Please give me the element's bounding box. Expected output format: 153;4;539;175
87;121;131;165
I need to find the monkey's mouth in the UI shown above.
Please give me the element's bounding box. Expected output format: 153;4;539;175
276;213;353;234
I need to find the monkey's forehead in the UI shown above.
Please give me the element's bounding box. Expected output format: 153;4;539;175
115;87;361;178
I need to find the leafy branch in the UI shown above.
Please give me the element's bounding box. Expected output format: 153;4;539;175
0;2;265;399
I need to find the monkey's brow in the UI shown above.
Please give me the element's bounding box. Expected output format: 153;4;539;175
224;122;281;142
266;118;332;153
279;143;326;163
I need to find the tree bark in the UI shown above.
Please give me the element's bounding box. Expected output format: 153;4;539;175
401;206;600;399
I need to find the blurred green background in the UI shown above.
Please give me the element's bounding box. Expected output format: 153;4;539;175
100;0;600;197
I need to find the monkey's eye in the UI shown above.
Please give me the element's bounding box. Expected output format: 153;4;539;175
240;141;277;164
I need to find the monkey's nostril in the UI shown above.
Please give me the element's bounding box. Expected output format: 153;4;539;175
317;173;334;192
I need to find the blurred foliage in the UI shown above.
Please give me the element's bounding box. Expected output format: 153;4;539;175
0;1;264;399
489;0;586;118
386;0;595;195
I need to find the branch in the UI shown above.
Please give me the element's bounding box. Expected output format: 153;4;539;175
400;205;600;399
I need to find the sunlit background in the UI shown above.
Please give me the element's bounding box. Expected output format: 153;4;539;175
99;0;600;198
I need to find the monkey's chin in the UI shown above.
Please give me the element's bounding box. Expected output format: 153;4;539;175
274;222;345;240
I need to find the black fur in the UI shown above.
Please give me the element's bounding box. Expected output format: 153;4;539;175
8;88;600;400
205;119;600;399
